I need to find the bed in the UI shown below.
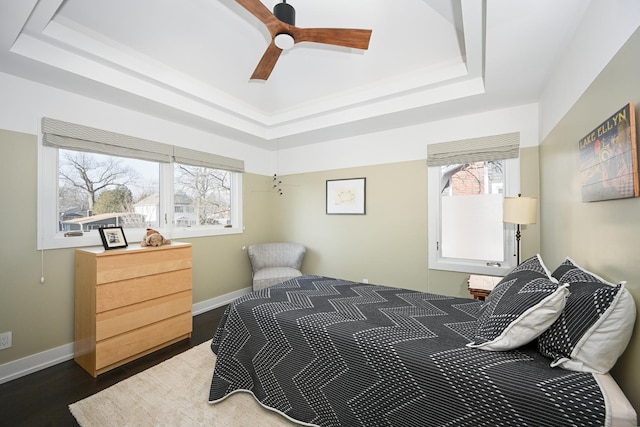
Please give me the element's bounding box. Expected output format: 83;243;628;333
208;256;637;426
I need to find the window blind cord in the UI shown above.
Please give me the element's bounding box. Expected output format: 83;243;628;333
38;120;45;285
40;248;45;284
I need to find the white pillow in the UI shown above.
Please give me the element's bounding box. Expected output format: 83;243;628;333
538;258;636;373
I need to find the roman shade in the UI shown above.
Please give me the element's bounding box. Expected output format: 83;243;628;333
42;117;244;172
427;132;520;166
173;146;244;173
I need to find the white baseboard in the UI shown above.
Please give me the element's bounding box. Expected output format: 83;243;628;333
0;287;251;385
192;287;251;316
0;342;76;385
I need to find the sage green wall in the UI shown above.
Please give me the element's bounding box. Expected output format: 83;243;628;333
0;130;273;365
0;129;67;364
539;27;640;413
0;123;543;378
272;161;430;292
271;146;540;298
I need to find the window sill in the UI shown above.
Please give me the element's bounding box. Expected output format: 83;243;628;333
429;258;512;277
38;226;243;250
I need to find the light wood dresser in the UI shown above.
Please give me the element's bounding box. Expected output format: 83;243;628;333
74;242;193;377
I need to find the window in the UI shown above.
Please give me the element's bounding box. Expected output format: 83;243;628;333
173;163;233;228
38;118;243;249
427;133;520;276
58;150;161;233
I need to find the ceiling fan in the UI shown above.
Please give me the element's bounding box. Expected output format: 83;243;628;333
236;0;373;80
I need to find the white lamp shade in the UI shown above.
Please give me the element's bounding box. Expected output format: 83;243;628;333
503;196;537;225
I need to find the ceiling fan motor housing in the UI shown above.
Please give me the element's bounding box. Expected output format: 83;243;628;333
274;1;295;25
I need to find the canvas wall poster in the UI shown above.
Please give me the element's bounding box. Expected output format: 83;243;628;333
578;102;638;202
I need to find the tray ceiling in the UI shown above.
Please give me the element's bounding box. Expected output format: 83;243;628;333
0;0;590;148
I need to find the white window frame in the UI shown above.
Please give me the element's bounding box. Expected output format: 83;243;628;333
427;158;520;276
37;140;243;250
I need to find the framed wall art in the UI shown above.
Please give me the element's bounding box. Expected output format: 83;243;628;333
579;102;638;202
98;226;129;250
326;177;366;215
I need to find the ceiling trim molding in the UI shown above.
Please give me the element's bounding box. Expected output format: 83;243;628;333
5;0;488;143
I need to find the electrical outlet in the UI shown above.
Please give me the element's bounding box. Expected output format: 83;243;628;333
0;331;12;350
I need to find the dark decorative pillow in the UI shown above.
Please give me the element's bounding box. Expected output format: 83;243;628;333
537;258;636;373
468;255;569;351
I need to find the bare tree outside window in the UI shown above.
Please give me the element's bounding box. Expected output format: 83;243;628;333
58;150;157;232
59;151;140;212
41;140;242;249
174;164;231;226
56;149;234;235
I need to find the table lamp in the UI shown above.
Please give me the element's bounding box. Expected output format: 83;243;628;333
503;194;537;265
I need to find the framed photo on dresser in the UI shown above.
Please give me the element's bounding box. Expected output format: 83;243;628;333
98;226;128;250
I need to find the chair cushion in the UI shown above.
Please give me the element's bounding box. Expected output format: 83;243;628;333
248;243;306;271
253;267;303;291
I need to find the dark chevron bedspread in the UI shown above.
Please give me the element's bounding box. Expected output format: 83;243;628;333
208;276;607;426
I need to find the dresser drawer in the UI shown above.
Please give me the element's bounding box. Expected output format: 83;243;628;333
96;246;192;284
96;290;192;341
96;269;192;312
95;312;192;370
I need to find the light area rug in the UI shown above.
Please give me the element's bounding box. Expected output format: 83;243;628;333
69;340;302;426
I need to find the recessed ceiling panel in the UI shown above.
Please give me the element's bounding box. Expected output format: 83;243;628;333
54;0;463;113
0;0;591;147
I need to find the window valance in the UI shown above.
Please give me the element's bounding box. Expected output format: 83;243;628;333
427;132;520;167
42;117;244;172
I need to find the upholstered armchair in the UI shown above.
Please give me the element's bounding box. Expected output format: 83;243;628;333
248;242;306;291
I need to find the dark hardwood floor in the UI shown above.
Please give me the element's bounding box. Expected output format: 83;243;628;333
0;305;227;427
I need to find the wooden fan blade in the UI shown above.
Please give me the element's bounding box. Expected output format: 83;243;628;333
292;28;372;50
235;0;282;34
250;42;283;80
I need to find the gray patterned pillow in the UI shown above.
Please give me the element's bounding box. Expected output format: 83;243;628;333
537;258;636;373
468;255;569;351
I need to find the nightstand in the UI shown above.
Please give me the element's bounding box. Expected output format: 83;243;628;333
468;274;501;301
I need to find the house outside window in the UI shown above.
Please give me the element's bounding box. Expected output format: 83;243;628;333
427;133;521;276
38;118;243;250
